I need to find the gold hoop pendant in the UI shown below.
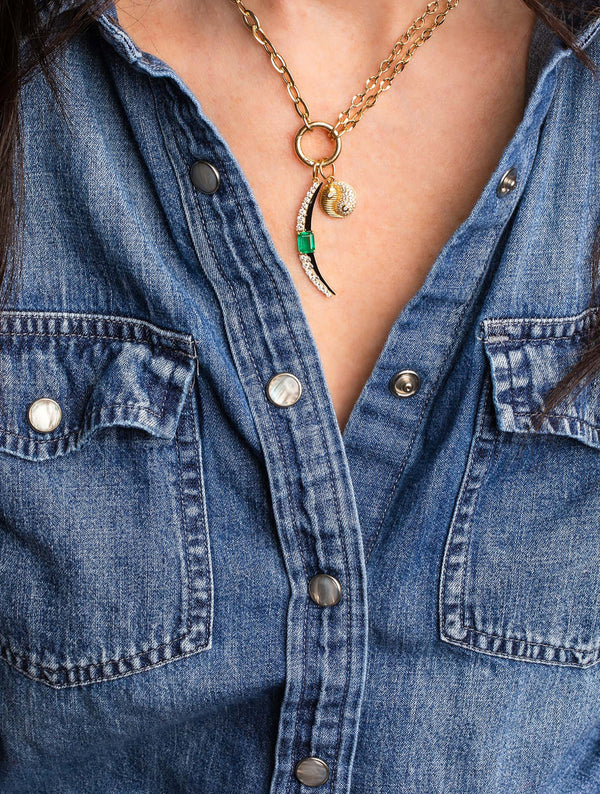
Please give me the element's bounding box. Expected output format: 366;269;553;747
294;120;342;168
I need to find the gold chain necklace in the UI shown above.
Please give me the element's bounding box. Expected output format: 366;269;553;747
230;0;462;297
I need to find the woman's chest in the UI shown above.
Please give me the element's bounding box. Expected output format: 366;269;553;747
197;78;533;430
114;3;537;431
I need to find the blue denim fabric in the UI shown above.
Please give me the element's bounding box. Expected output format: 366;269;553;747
2;2;600;791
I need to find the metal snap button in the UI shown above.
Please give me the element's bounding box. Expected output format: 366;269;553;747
309;574;342;607
28;398;62;433
389;370;421;398
295;757;330;787
190;160;221;194
496;166;518;197
266;373;302;407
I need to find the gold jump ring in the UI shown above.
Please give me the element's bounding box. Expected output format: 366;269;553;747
294;121;342;168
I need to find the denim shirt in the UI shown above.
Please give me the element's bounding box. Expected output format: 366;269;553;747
3;3;600;792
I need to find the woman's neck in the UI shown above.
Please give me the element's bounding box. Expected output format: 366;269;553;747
116;0;537;60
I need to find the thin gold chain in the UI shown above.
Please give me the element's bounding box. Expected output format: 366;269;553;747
229;0;461;138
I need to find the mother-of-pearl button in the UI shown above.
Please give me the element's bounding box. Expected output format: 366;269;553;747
295;757;330;787
266;372;302;407
309;574;342;607
28;398;62;433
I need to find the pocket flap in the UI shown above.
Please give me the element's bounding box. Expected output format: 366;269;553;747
0;312;197;461
481;309;600;449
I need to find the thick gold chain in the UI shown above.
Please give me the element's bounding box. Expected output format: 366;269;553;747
229;0;461;138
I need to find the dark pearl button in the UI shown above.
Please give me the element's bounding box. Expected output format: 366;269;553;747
190;160;221;194
389;370;421;398
309;574;342;607
496;166;518;197
295;757;330;787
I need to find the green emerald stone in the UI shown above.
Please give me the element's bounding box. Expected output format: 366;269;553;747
297;230;315;254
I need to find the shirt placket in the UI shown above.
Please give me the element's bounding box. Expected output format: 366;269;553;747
170;130;369;793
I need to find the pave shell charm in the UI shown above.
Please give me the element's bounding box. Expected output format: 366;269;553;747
319;179;357;218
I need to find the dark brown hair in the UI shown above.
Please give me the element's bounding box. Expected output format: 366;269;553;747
2;0;600;414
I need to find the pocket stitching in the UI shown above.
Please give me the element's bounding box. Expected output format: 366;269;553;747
0;408;211;688
440;380;497;643
455;397;600;661
489;335;600;444
0;318;213;688
0;345;190;460
2;404;166;442
440;372;600;667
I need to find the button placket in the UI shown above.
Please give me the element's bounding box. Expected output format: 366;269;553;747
148;87;369;794
261;362;365;792
266;370;346;784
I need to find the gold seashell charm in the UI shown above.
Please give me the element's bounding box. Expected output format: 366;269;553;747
319;179;357;219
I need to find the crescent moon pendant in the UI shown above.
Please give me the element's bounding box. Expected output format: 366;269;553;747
296;181;336;297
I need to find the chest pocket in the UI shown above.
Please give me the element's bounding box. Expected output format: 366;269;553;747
440;308;600;668
0;311;213;688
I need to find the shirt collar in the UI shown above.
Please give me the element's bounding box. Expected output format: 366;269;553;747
576;11;600;50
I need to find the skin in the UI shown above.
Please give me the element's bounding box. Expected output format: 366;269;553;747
115;0;538;433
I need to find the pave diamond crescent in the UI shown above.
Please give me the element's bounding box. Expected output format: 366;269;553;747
296;181;336;297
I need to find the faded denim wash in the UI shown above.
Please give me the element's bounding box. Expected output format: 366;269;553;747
2;2;600;792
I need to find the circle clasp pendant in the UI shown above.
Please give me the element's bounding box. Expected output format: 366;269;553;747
294;120;342;169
